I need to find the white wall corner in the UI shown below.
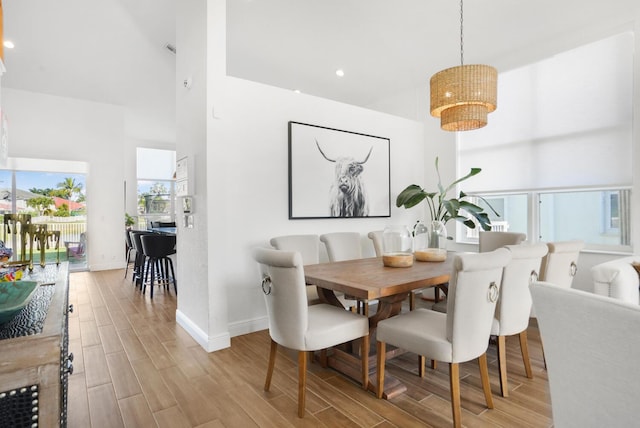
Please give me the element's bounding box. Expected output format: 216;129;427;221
176;309;231;352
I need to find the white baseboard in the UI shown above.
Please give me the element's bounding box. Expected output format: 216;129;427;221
228;316;269;338
176;309;231;352
88;261;124;271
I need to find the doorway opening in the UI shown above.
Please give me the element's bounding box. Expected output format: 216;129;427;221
0;159;88;271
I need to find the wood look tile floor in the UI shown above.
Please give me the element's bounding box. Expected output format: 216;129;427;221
68;269;553;427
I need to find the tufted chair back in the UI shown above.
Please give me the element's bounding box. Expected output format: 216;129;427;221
445;248;511;362
269;234;321;305
530;281;640;427
367;230;384;257
539;240;585;289
494;243;548;336
270;234;320;265
255;248;309;350
479;231;526;253
320;232;362;261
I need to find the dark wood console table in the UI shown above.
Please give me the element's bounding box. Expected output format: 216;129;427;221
0;263;71;427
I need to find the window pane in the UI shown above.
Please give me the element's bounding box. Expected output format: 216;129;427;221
539;189;631;248
137;180;172;215
461;194;528;241
136;148;176;180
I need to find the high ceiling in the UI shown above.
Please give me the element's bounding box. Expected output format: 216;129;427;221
2;0;638;141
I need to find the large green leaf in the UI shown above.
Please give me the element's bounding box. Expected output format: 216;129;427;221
443;167;482;195
458;200;484;213
395;157;499;232
396;185;426;208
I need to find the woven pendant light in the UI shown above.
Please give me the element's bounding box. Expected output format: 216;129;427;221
430;0;497;131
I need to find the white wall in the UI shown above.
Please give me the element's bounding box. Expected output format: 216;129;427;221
2;89;126;270
208;77;425;338
169;0;430;352
174;0;214;350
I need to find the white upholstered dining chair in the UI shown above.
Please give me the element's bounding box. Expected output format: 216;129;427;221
367;230;384;257
320;232;367;313
320;232;362;261
431;230;527;314
491;243;548;397
532;240;584;368
376;248;511;428
270;234;321;305
531;239;585;318
253;247;369;417
530;281;640;427
538;240;585;288
479;231;526;253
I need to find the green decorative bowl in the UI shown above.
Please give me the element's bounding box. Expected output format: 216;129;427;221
0;281;39;325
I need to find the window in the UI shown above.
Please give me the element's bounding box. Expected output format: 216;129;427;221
136;148;176;228
463;194;528;240
0;159;88;270
457;32;633;251
539;189;631;250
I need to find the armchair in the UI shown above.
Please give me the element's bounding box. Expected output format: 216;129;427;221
65;232;86;259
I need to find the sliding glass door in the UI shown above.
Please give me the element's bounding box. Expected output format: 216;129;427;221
0;169;87;271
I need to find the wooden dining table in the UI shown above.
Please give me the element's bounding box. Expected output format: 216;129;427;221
304;254;455;398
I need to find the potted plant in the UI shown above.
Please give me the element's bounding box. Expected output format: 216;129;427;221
125;213;135;229
396;157;497;260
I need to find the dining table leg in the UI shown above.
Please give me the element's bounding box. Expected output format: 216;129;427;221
316;288;414;398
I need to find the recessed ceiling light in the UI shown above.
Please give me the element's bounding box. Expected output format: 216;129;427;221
335;69;345;77
3;41;15;49
293;89;301;94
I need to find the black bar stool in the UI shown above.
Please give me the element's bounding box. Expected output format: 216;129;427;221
150;221;177;228
140;233;177;298
130;230;154;289
124;229;135;279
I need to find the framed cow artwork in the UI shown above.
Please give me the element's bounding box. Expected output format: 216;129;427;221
288;121;390;219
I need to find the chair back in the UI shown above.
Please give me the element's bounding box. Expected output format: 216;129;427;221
530;281;640;427
539;240;584;288
125;230;133;249
130;230;154;255
367;231;384;257
253;247;309;350
77;232;87;254
446;248;511;362
320;232;362;261
494;243;548;336
270;235;320;264
479;231;526;252
140;233;176;258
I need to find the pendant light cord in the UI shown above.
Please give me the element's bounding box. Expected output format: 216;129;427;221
460;0;464;66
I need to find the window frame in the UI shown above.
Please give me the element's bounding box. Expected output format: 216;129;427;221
456;187;632;253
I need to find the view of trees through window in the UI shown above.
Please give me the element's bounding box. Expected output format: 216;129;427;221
0;170;87;269
135;148;176;228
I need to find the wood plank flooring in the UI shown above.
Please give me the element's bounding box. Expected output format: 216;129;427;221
67;269;553;427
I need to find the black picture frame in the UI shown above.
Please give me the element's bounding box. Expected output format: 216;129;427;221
288;121;391;219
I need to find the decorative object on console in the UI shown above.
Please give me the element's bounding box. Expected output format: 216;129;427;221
0;240;11;262
0;280;38;325
3;214;34;266
430;0;497;131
